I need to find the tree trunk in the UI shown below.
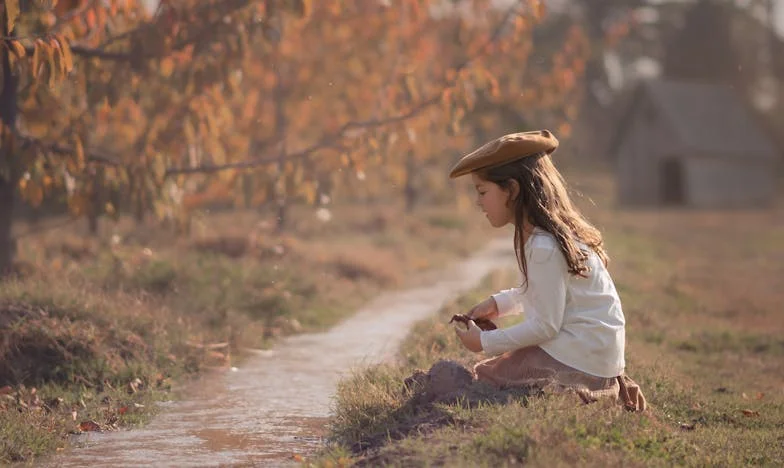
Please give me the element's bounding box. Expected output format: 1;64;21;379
87;212;99;235
272;16;288;233
404;152;417;213
275;199;286;233
134;199;145;224
87;168;103;236
130;175;145;224
242;172;254;208
0;178;15;273
0;19;19;274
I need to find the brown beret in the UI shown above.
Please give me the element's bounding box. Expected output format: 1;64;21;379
448;130;559;179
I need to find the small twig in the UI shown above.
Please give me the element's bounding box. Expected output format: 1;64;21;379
185;341;229;350
18;134;121;166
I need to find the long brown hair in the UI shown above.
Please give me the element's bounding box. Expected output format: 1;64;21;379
476;152;608;287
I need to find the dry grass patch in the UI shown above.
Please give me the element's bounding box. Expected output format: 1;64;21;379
2;201;493;464
316;171;784;467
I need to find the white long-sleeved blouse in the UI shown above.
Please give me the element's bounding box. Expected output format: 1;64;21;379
480;228;626;378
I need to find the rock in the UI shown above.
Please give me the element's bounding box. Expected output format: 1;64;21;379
403;369;428;393
426;360;472;398
403;360;473;405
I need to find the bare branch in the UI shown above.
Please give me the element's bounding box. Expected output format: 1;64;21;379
18;135;121;166
165;141;347;176
68;45;134;61
70;0;256;62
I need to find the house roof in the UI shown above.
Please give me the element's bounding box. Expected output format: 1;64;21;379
611;79;780;161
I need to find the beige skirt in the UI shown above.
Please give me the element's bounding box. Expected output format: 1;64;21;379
473;346;621;403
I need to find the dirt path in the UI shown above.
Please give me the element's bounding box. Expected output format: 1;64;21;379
45;238;513;467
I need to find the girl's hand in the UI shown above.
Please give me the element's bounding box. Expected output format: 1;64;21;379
468;296;499;321
455;319;483;352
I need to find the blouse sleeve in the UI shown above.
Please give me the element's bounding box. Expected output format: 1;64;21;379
491;288;524;317
480;243;568;356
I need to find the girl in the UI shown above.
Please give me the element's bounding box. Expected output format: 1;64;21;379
449;130;644;409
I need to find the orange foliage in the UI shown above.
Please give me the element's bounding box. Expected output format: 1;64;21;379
4;0;593;224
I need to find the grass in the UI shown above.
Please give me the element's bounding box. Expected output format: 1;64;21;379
314;171;784;467
0;200;494;464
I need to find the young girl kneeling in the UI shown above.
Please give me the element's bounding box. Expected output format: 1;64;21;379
449;130;645;410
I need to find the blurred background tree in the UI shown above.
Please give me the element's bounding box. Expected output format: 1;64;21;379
2;0;781;273
0;0;594;272
567;0;783;162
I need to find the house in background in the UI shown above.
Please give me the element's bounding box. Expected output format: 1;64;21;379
611;79;780;208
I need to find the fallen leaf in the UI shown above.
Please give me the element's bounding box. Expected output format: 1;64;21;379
679;422;696;431
118;406;128;415
0;386;12;395
291;454;304;462
740;409;760;417
129;378;143;393
72;410;77;421
78;420;102;432
741;392;749;400
45;397;63;410
755;392;765;400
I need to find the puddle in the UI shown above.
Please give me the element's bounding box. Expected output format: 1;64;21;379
44;238;513;467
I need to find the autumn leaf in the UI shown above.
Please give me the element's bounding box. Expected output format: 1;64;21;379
403;74;419;102
31;39;44;78
39;0;59;9
4;0;20;33
533;0;547;21
300;0;312;17
56;35;74;73
8;40;25;59
78;420;102;432
679;422;696;431
68;193;88;216
85;8;97;29
74;136;85;167
26;182;45;207
160;57;175;77
740;409;760;417
47;37;61;87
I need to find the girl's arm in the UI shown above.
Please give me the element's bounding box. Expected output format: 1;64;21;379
467;287;524;321
491;288;525;317
479;244;567;355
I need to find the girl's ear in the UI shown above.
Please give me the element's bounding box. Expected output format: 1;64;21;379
506;179;520;203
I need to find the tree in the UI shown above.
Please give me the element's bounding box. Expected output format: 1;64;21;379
661;0;738;84
1;0;592;271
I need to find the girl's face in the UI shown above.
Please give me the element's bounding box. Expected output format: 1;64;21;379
471;173;516;228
